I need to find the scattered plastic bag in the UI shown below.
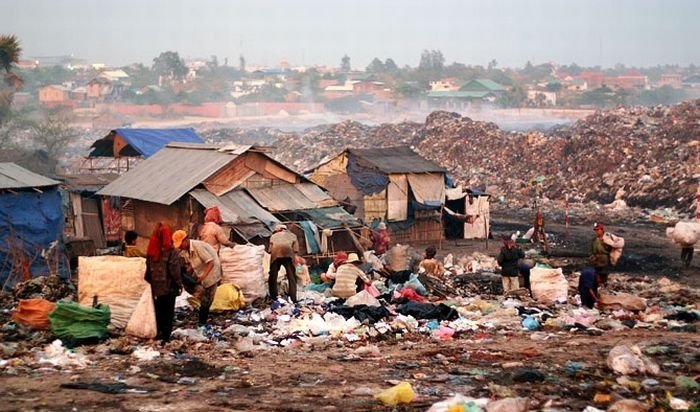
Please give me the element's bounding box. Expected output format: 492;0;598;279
607;344;660;375
427;394;488;412
405;274;428;296
433;326;455;340
125;285;157;339
375;382;416;406
522;316;539;331
132;347;160;361
172;328;208;342
37;339;90;368
345;290;380;307
485;397;530;412
11;299;56;330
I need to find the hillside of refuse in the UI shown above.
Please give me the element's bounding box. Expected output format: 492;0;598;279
203;100;700;213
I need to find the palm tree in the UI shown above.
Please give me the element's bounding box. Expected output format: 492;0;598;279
0;35;22;110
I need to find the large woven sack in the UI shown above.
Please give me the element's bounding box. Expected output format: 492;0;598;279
78;256;147;328
599;293;646;311
49;301;111;340
387;244;410;272
219;245;266;302
530;266;568;303
12;299;56;330
125;285;157;339
667;221;700;246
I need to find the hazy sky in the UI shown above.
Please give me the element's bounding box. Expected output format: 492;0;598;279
2;0;699;68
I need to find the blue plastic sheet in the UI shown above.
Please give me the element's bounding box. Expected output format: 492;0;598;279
0;188;67;286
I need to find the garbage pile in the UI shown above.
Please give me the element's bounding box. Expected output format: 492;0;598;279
270;119;424;170
414;102;700;214
0;245;698;410
198;100;700;214
200;126;295;145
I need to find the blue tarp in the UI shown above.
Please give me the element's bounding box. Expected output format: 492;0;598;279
89;128;204;158
0;188;68;287
347;153;389;195
116;128;203;157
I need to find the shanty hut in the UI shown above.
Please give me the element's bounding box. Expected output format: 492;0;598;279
97;143;362;255
307;146;448;243
57;173;120;248
0;163;67;287
83;128;204;173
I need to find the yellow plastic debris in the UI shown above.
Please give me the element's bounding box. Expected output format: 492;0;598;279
189;283;245;312
374;382;416;406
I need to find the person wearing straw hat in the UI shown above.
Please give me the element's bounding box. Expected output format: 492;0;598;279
330;252;371;299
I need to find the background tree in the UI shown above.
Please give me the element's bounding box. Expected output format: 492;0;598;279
239;55;246;73
29;113;80;172
366;57;385;73
152;51;187;81
0;34;23;121
340;54;351;72
384;58;399;72
487;59;498;70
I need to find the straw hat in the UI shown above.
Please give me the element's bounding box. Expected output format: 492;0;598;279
346;253;360;263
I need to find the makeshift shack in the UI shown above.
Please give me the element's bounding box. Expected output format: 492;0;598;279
444;187;491;239
0;163;68;288
97;143;362;255
82;127;204;174
307;146;447;243
57;173;120;248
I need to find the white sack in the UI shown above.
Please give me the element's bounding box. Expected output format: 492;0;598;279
667;221;700;246
530;267;568;303
219;244;266;302
125;285;157;339
78;256;147;329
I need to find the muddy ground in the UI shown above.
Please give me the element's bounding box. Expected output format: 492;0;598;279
1;209;698;412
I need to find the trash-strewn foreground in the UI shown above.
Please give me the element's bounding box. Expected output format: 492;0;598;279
1;225;698;412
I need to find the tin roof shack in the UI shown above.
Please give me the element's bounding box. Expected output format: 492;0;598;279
0;163;67;288
57;173;121;249
83;128;204;174
97;143;362;255
307;146;448;244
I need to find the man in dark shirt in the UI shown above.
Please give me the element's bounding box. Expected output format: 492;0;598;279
497;236;524;294
578;267;606;309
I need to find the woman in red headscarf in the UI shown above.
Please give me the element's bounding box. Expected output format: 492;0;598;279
199;206;236;253
321;251;348;283
145;222;183;343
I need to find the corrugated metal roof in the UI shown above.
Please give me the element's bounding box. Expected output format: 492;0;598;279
97;146;236;205
293;183;338;207
189;188;278;229
57;173;120;191
348;146;446;174
296;206;362;229
247;183;335;212
0;163;60;189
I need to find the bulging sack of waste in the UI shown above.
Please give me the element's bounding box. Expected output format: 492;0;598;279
12;298;56;330
189;283;245;312
219;245;266;302
529;266;568;303
598;293;646;312
125;285;157;339
49;301;111;341
375;382;416;406
607;344;660;375
666;221;700;246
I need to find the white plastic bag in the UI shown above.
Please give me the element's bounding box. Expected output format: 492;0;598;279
125;285;157;339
